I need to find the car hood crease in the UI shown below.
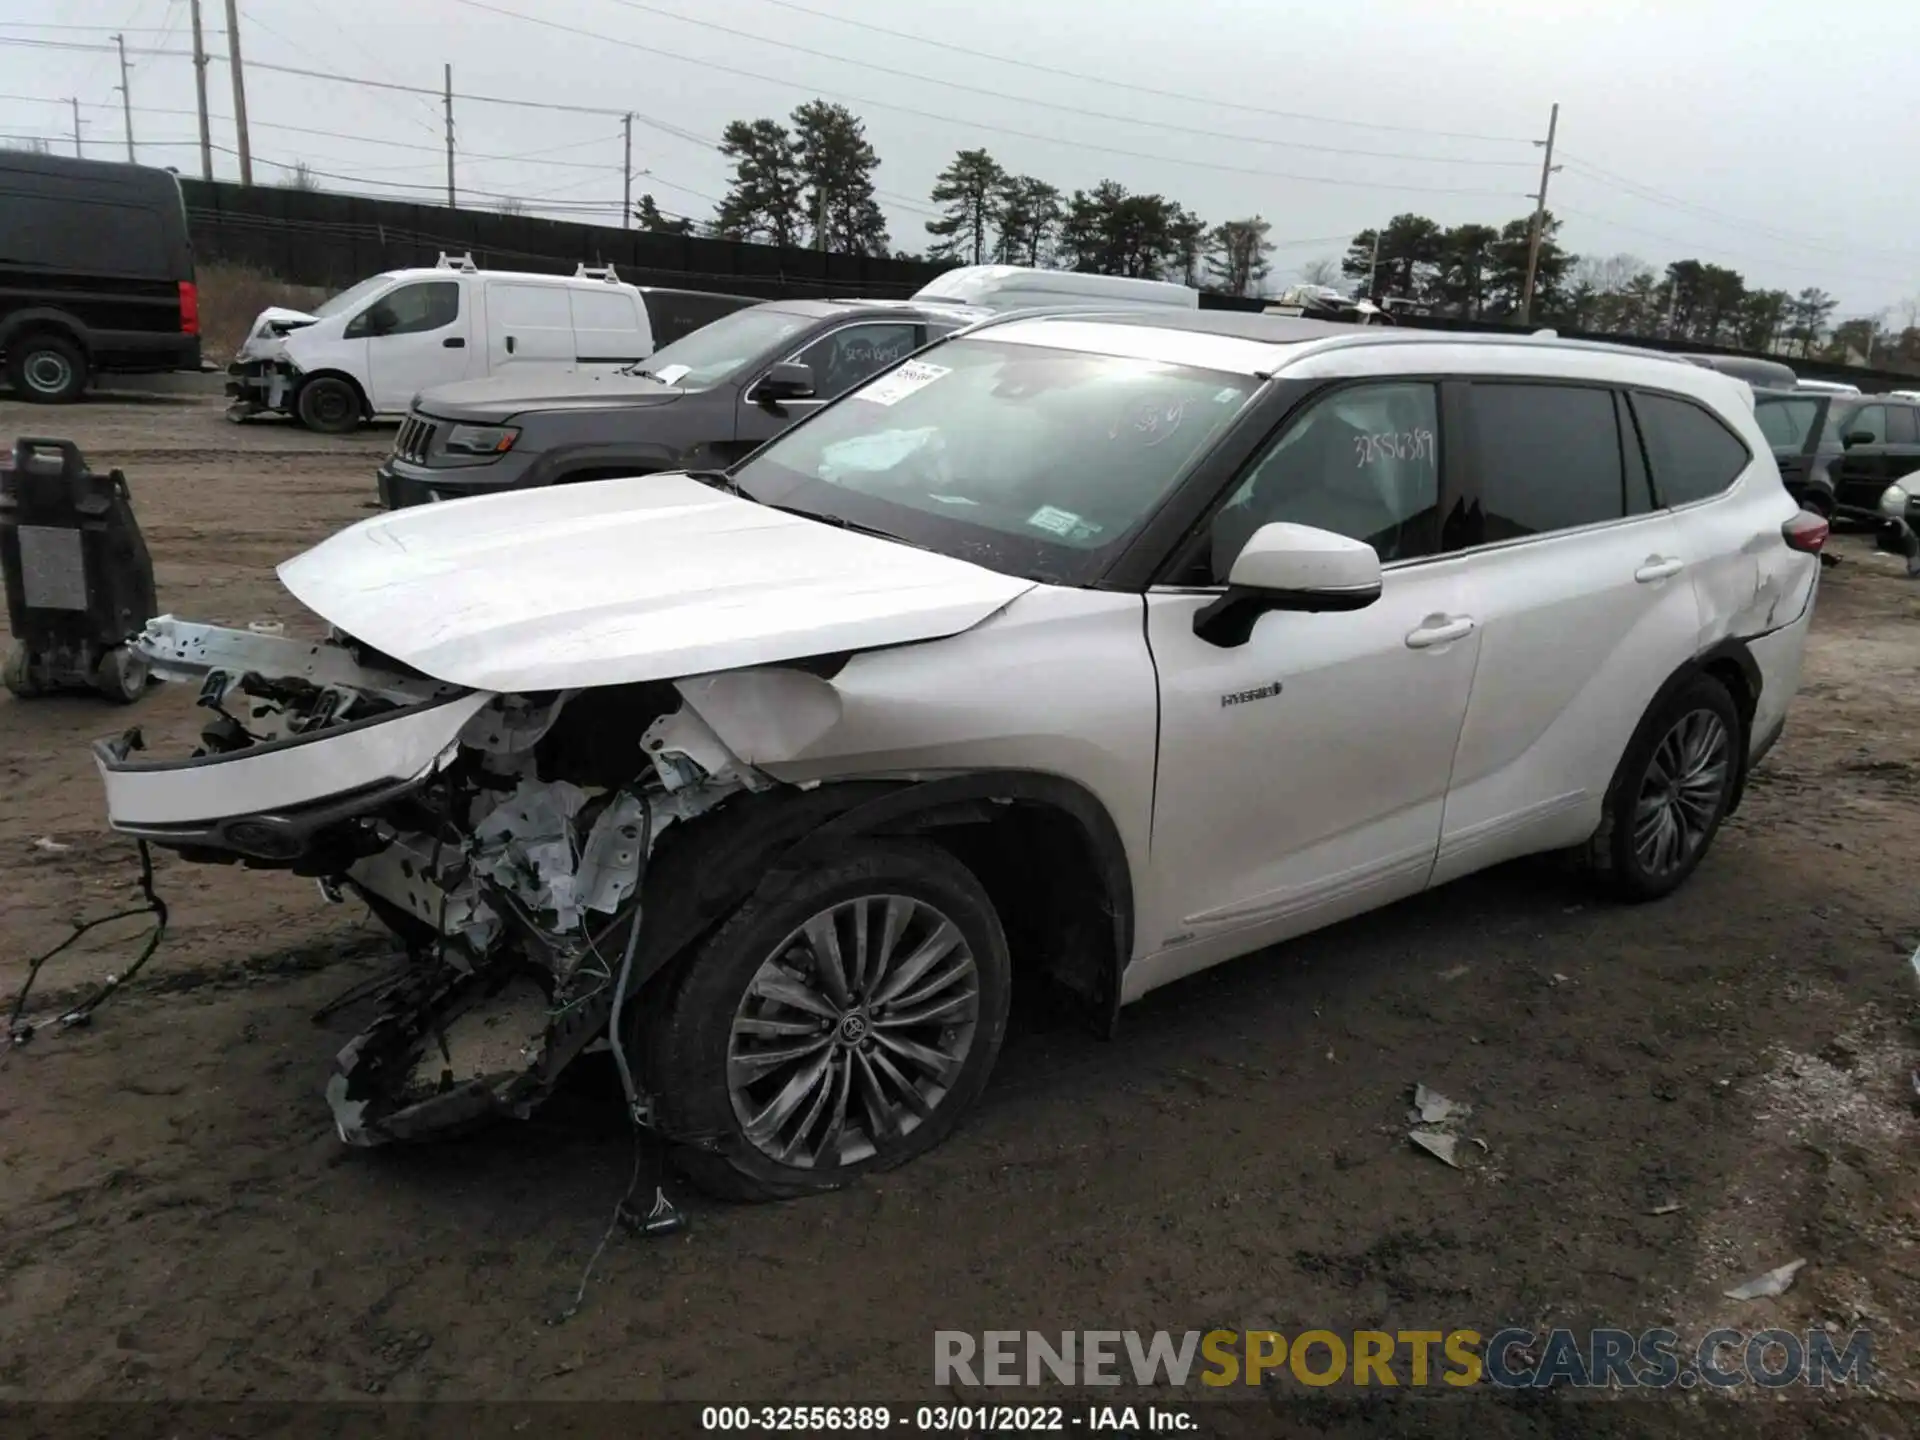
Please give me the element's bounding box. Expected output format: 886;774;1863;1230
276;472;1037;693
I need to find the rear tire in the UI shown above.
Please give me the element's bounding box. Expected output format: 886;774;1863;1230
7;331;88;403
1589;673;1742;902
639;838;1012;1202
296;375;363;434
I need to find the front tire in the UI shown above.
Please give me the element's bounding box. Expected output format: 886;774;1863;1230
1592;673;1741;902
296;375;363;434
93;647;150;703
640;839;1012;1202
7;331;89;403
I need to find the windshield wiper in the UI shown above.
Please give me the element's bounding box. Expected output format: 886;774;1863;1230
684;468;745;496
761;502;926;550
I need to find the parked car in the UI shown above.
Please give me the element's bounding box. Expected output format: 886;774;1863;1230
93;313;1821;1200
1752;388;1920;519
908;263;1199;313
375;297;988;508
227;252;754;434
0;152;200;402
1876;474;1920;575
1264;285;1391;325
1681;354;1797;391
1793;378;1861;395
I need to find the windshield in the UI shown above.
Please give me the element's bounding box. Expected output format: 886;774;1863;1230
733;336;1261;585
1753;394;1824;452
311;275;394;321
635;305;818;387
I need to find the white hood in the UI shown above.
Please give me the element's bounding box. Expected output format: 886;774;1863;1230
277;473;1036;693
235;305;321;362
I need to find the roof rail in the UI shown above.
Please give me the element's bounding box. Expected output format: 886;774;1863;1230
575;262;621;283
435;251;478;273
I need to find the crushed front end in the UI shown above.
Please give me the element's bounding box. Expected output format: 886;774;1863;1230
94;617;756;1145
224;308;312;420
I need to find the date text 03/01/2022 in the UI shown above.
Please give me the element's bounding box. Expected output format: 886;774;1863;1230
699;1405;1196;1432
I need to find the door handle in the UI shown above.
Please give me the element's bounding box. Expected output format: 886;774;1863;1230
505;335;516;354
1405;615;1475;649
442;337;466;348
1635;556;1684;583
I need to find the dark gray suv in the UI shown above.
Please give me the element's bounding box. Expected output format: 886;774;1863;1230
375;298;987;508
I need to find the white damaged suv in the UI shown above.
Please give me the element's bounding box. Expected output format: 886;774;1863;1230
93;312;1824;1199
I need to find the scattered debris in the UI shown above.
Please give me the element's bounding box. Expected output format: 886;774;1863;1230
1647;1201;1684;1216
32;836;69;853
1550;972;1572;986
1409;1130;1461;1169
1468;1136;1489;1154
1909;942;1919;987
1407;1083;1480;1170
1409;1083;1472;1127
1437;964;1470;982
1723;1259;1806;1301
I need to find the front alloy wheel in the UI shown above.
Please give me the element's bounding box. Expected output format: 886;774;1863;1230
642;839;1011;1201
728;895;982;1170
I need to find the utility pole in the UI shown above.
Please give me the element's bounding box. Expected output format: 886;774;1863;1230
1518;102;1560;326
442;63;456;208
816;186;827;253
112;33;135;161
1366;230;1381;299
223;0;252;183
622;113;633;228
70;98;84;158
189;0;213;180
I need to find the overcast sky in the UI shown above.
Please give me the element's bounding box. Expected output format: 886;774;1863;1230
4;0;1916;314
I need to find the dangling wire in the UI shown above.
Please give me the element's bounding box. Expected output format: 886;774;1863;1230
7;839;169;1049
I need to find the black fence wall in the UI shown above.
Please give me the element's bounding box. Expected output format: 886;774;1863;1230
183;180;1917;390
180;179;947;301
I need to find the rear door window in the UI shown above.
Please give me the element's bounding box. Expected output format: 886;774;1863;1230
1753;395;1821;451
1841;404;1888;444
1632;391;1751;506
1886;406;1920;445
1463;382;1625;541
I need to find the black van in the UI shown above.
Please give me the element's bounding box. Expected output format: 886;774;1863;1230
0;152;201;403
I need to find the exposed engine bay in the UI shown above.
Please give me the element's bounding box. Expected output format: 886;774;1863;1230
96;618;764;1146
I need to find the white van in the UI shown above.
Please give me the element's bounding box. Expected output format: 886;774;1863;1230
226;254;754;433
908;263;1199;313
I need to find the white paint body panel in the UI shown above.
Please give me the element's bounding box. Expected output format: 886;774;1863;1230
1129;566;1479;998
683;585;1160;889
96;692;491;826
276;472;1037;693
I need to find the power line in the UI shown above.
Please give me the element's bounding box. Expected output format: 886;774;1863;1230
448;0;1521;198
734;0;1538;145
1551;204;1917;292
1559;153;1920;265
596;0;1534;167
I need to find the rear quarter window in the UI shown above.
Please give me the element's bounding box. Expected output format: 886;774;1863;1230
1632;392;1751;506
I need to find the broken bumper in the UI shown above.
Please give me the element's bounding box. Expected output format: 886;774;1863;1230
92;617;484;860
225;357;299;414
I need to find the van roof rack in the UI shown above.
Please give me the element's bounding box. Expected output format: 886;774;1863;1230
435;251;478;273
575;262;621;283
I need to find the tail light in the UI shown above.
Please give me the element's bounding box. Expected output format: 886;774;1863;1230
1781;510;1829;554
179;280;199;336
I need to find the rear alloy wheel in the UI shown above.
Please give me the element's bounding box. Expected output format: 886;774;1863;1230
296;375;363;434
642;839;1011;1201
1595;674;1741;901
7;332;88;404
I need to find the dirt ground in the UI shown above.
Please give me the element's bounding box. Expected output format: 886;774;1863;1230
1;389;1917;1428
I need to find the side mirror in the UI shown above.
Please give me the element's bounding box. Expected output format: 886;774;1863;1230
756;361;816;404
1843;430;1877;448
1194;522;1382;647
